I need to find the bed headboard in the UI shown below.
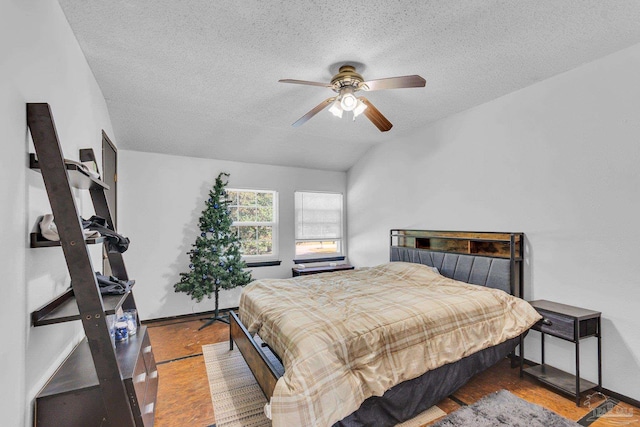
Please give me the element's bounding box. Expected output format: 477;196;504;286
390;230;523;298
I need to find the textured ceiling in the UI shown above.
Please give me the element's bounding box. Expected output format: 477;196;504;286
58;1;640;171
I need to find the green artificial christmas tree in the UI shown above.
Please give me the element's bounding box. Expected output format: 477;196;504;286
174;172;252;328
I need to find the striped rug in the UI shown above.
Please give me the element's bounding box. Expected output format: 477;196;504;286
203;342;446;427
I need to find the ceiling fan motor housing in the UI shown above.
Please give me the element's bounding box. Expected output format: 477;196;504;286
331;65;364;91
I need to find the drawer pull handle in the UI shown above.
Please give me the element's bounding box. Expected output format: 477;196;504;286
144;402;154;414
135;372;146;383
542;318;553;326
143;346;152;354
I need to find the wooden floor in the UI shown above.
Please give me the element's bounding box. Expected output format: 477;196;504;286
147;313;640;427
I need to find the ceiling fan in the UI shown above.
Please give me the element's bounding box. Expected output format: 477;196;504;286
279;65;426;132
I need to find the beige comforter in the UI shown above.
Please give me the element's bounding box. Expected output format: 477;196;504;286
239;262;541;426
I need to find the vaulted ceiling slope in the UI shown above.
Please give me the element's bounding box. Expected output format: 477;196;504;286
58;1;640;171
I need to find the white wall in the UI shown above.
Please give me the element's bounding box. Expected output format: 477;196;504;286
1;1;114;425
118;150;346;320
347;43;640;401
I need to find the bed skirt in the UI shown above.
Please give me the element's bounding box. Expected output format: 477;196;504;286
333;336;520;427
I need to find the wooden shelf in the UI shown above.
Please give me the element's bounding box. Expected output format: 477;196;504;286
391;229;522;260
523;364;598;396
30;153;110;190
30;231;105;248
35;327;158;427
37;327;148;397
32;287;134;326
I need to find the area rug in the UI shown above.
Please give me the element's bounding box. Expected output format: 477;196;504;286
431;389;581;427
203;342;446;427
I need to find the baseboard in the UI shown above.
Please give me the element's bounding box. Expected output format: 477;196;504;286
599;387;640;408
519;357;640;408
142;307;239;325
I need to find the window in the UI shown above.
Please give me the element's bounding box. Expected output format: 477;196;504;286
228;189;278;262
294;191;344;260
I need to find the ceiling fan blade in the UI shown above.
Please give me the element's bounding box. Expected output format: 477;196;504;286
360;97;393;132
360;75;426;91
292;97;336;127
279;79;332;88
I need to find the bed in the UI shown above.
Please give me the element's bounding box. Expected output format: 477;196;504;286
229;230;541;426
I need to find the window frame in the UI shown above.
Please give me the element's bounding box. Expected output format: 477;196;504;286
227;188;279;264
294;190;345;262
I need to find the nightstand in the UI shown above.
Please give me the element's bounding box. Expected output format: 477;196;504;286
520;300;602;406
291;264;354;277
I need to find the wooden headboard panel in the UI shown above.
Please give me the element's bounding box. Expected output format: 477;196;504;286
390;230;523;298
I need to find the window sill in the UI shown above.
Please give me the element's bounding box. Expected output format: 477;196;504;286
293;256;345;264
245;260;282;268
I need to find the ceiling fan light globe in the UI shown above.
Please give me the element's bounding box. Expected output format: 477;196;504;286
328;101;343;118
353;100;368;117
341;93;358;111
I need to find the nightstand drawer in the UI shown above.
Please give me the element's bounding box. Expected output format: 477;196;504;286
534;310;574;340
